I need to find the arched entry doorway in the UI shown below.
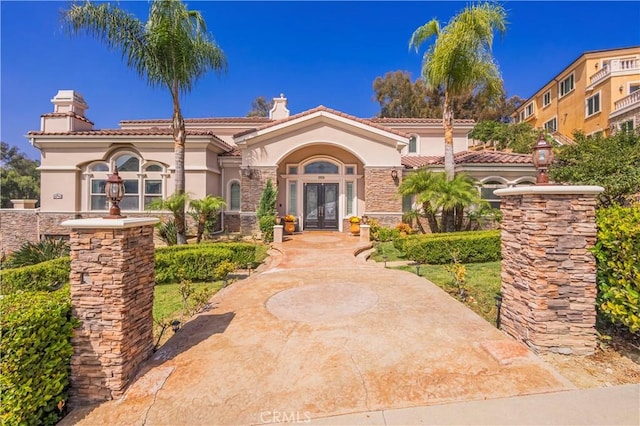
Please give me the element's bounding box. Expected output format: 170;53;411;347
278;147;364;232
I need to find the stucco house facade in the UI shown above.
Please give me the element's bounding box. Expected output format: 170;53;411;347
0;90;536;250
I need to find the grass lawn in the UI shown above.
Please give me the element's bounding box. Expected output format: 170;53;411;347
396;261;502;325
369;241;405;262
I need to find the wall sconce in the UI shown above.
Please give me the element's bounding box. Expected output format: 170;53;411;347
619;85;624;94
390;169;399;184
104;166;126;219
532;133;553;185
241;166;253;179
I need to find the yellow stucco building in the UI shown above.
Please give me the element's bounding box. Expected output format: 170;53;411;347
513;46;640;141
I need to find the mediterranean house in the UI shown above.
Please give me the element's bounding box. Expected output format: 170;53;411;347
512;46;640;142
2;90;537;252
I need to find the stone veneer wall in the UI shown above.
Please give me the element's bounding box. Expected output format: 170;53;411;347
67;223;156;405
240;167;277;235
364;167;402;224
0;209;41;255
498;189;601;356
223;212;241;233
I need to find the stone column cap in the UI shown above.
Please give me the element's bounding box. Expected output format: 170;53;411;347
495;185;604;197
61;217;160;229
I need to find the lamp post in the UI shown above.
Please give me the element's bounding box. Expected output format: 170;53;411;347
104;166;126;219
532;133;553;185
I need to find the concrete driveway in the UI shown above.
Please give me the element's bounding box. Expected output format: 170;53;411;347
63;232;572;425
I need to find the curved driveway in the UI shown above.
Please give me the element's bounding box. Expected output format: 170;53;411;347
64;232;571;425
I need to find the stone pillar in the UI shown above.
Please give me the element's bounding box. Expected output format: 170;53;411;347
364;167;403;227
495;186;603;356
360;224;371;243
61;217;159;405
240;167;277;235
273;225;284;243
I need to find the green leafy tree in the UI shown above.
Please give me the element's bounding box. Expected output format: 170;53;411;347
470;120;538;153
1;142;40;208
398;170;440;233
246;96;274;117
188;195;226;243
410;2;507;180
63;0;227;245
550;129;640;206
147;192;189;245
373;70;442;118
256;178;278;242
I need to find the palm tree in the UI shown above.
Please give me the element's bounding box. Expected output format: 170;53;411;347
63;0;227;244
430;174;482;232
410;2;506;180
398;170;440;233
189;195;226;243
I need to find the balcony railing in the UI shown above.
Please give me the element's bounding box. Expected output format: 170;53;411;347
614;90;640;111
589;58;640;86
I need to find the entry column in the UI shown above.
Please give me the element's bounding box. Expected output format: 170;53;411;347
62;217;159;405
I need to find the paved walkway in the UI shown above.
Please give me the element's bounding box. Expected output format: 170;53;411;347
62;232;633;425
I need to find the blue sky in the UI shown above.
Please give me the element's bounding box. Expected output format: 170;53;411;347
2;1;639;159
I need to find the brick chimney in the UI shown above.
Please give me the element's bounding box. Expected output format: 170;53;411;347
269;93;290;120
41;90;94;132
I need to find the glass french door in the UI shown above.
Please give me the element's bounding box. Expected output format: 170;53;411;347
303;183;339;230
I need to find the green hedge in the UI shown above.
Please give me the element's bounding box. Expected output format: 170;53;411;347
593;205;640;333
401;230;501;264
156;242;257;266
0;257;70;295
1;289;77;425
155;246;235;284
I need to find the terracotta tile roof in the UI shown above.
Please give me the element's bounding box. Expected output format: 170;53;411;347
120;117;273;125
234;105;410;138
220;148;241;157
401;151;533;168
371;117;475;125
27;128;234;151
41;111;94;125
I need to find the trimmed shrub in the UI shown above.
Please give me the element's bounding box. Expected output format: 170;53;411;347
1;288;77;425
377;227;400;242
0;257;70;295
593;205;640;333
155;246;237;284
402;230;501;264
156;242;258;267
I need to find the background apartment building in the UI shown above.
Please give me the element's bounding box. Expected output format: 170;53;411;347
513;46;640;142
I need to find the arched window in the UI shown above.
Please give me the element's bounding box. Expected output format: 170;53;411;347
86;154;166;211
480;180;507;209
229;181;240;211
304;161;339;174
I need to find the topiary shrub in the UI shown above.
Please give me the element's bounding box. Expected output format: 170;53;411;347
1;288;77;425
592;204;640;333
403;230;501;264
0;257;71;295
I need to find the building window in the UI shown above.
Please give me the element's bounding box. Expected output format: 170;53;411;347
229;181;240;211
402;194;413;212
345;181;354;216
559;73;574;98
304;161;339;174
524;102;534;118
87;153;165;212
543;90;551;107
288;181;297;215
586;92;601;117
90;179;108;210
345;166;355;175
519;111;524;122
408;135;417;153
630;83;640;94
480;181;506;209
620;119;635;132
544;117;557;133
287;165;298;175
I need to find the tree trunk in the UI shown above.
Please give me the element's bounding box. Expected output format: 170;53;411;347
443;90;455;181
454;205;464;231
172;85;187;245
422;202;440;233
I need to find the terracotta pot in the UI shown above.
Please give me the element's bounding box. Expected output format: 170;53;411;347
285;221;295;234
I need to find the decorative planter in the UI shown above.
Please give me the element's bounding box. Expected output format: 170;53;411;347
284;221;296;234
350;223;360;235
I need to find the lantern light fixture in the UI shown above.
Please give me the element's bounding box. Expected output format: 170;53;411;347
104;166;126;219
532;133;553;185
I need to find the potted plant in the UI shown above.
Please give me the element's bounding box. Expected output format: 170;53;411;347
284;214;296;234
349;216;360;235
